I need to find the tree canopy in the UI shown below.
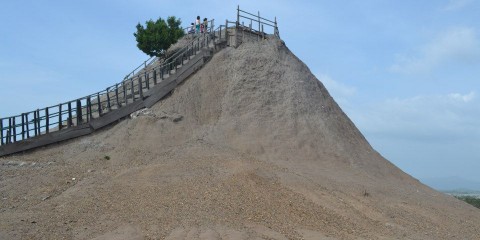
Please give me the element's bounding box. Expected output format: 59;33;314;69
134;16;184;57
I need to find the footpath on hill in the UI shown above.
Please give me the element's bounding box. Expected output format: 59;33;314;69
1;36;479;240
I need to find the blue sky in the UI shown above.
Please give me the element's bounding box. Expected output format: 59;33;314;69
1;0;479;188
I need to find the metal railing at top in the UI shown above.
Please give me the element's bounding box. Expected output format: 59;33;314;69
0;31;218;146
236;5;279;37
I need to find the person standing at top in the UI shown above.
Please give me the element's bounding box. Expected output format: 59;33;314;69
203;18;208;33
195;16;201;34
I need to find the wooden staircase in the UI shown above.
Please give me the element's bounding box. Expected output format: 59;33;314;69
0;7;279;157
0;34;224;157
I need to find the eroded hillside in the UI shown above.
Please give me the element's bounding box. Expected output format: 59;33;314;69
1;37;479;240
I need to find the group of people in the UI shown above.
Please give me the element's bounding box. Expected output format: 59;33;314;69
188;16;208;34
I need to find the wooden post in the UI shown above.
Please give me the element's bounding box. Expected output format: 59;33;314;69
21;113;25;139
122;82;127;105
68;101;73;127
191;41;194;56
58;104;63;130
115;84;119;108
6;130;11;144
237;5;240;27
97;93;102;117
87;96;92;121
145;72;149;89
12;117;16;142
130;79;135;101
76;99;82;125
0;118;4;145
26;113;30;137
7;119;11;143
0;118;3;145
106;88;111;112
193;40;196;54
258;11;261;41
225;20;229;45
138;77;143;99
36;109;41;136
45;108;49;134
33;111;38;137
274;16;278;36
153;69;157;85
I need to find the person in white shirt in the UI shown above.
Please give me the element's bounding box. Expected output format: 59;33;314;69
195;16;201;34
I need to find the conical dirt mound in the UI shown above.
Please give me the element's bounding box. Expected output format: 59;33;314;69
1;37;479;240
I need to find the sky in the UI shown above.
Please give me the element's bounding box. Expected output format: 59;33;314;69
0;0;479;189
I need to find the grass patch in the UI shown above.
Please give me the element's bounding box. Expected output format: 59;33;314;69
455;196;480;209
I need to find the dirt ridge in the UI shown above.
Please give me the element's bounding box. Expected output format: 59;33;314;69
1;37;479;239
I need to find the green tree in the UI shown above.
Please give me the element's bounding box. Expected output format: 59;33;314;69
134;16;184;57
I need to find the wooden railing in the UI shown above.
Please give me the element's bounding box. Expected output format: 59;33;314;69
0;6;279;152
0;32;218;147
235;5;279;37
123;55;157;82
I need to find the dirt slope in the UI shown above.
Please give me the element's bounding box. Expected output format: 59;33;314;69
1;37;479;240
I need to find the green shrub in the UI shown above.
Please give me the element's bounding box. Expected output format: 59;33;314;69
455;196;480;209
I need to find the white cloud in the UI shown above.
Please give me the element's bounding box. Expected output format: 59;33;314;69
349;91;480;182
390;27;480;74
448;91;476;103
442;0;474;11
352;91;479;140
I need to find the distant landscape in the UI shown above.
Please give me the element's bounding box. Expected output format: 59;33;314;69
421;177;480;209
452;195;480;209
421;176;480;193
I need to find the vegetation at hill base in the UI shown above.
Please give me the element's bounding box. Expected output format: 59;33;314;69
455;196;480;209
134;16;184;57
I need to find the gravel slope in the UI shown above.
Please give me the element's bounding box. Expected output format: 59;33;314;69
1;37;479;240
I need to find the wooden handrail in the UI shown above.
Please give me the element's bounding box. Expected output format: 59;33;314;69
236;5;279;37
0;7;280;148
0;33;214;145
